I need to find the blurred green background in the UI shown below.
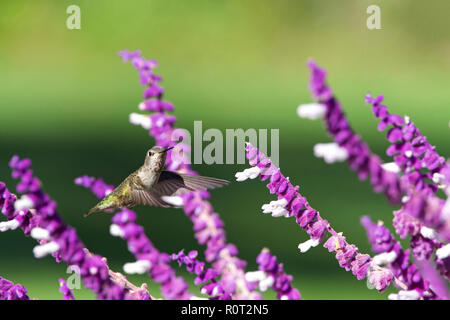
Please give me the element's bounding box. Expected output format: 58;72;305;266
1;0;449;300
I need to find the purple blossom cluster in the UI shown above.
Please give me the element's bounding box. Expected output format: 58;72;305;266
254;248;300;300
297;61;450;298
59;278;75;300
361;216;442;299
171;250;230;299
306;60;403;203
0;276;29;300
239;143;385;288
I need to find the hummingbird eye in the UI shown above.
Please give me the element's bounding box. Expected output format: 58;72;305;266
148;151;153;156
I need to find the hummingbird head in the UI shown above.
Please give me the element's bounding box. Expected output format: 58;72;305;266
144;146;174;171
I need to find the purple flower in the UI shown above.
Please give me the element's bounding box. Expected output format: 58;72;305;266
304;60;403;203
59;278;75;300
254;248;301;300
361;216;441;299
170;249;228;299
0;276;30;300
240;143;374;283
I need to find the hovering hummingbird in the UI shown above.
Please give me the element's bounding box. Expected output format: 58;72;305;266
84;146;229;217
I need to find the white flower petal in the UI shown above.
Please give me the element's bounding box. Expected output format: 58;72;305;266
313;143;348;164
436;244;450;260
129;113;152;130
161;196;184;207
33;241;60;258
394;290;420;300
258;275;274;292
298;238;320;253
432;173;445;184
0;219;20;232
245;271;266;282
30;227;51;240
235;167;261;182
381;162;401;174
297;103;326;120
109;224;124;238
14;195;34;210
123;260;151;274
420;226;437;240
373;251;397;265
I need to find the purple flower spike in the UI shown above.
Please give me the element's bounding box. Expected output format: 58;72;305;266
253;248;301;300
59;278;75;300
303;60;403;204
170;249;229;300
0;276;30;300
240;143;376;284
361;216;442;299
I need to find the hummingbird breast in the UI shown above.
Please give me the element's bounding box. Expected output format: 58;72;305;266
138;167;161;189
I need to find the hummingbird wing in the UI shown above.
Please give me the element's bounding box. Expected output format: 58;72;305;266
152;171;229;197
131;189;173;207
128;175;173;208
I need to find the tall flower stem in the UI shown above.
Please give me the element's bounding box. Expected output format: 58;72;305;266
304;60;403;204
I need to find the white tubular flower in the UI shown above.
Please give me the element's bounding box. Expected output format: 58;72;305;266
298;238;320;253
245;270;274;292
404;115;410;124
296;103;326;120
313;143;348;164
381;162;401;174
245;270;266;282
123;260;151;274
0;219;20;232
161;196;184;207
401;196;410;204
436;244;450;260
432;173;445;185
109;224;124;238
235;167;261;182
420;226;437;240
372;251;397;266
258;275;274;292
14;195;34;211
129;113;152;130
33;241;60;258
30;227;51;241
388;290;420;300
261;198;289;218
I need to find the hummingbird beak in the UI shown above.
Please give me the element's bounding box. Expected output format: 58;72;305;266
163;146;174;153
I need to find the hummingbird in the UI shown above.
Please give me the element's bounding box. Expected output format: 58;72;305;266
84;146;229;217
